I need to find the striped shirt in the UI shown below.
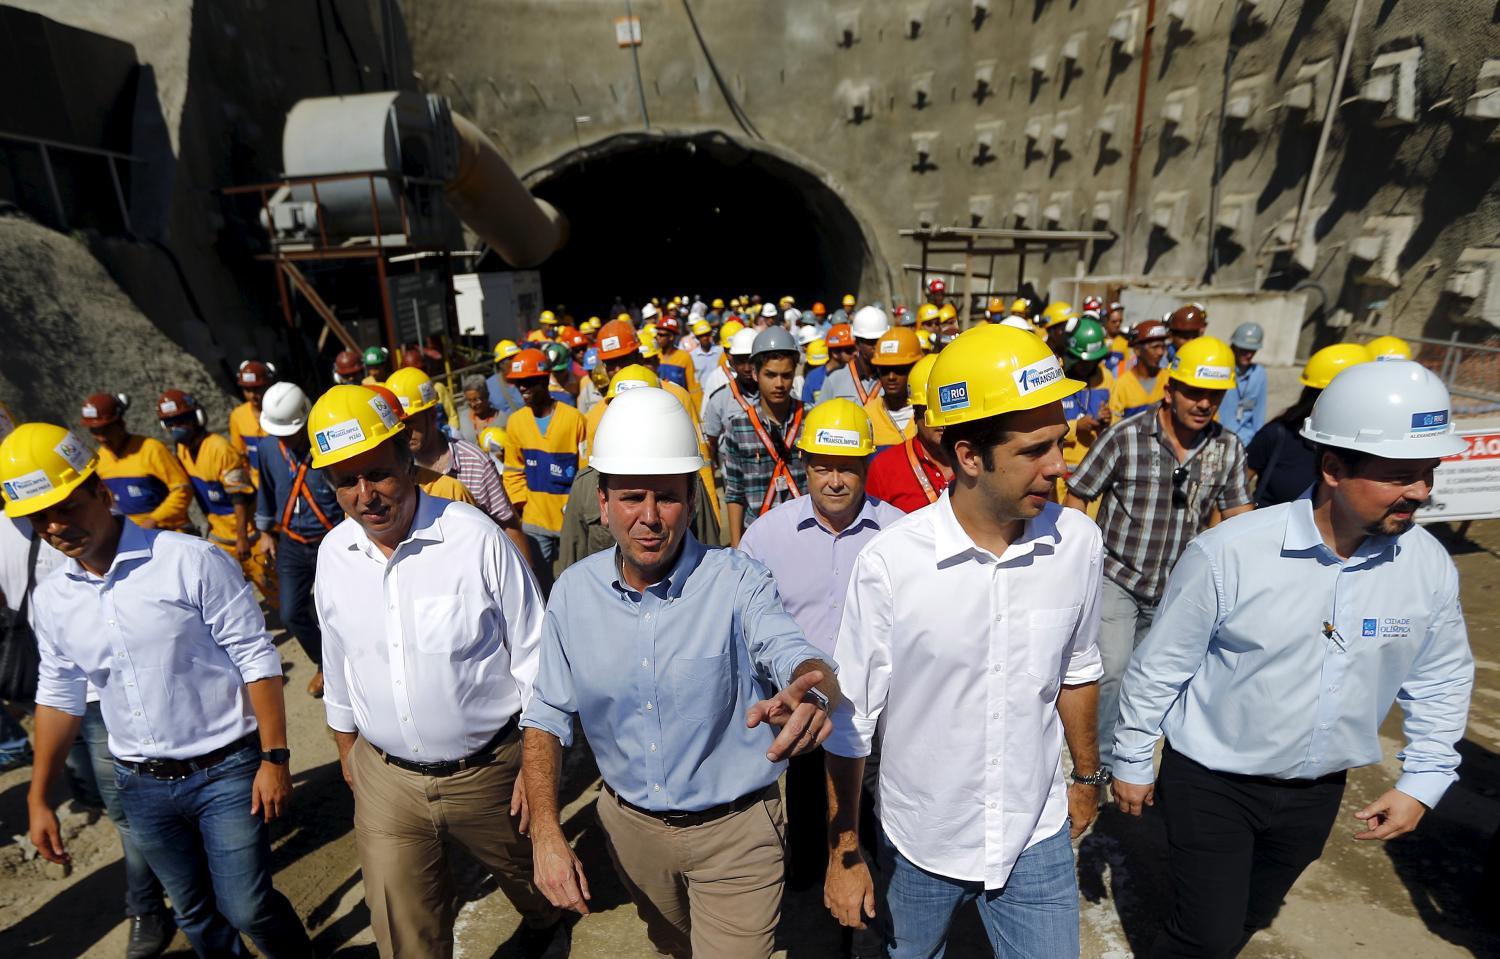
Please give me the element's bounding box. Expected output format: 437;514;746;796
445;437;516;526
1067;404;1251;603
719;402;807;524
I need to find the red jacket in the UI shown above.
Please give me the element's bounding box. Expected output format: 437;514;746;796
866;436;949;513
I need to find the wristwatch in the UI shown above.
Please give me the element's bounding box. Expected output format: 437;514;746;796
801;686;830;712
1071;766;1112;787
261;748;292;766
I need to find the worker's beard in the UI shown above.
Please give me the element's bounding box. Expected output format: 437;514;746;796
1365;498;1423;537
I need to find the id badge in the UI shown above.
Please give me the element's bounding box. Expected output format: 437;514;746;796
774;474;788;493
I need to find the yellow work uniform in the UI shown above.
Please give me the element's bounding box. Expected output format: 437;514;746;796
656;347;702;409
417;467;477;505
1109;365;1165;420
1106;334;1132;375
586;383;721;526
503;403;588;535
1058;367;1115;517
176;432;277;602
863;395;918;453
97;435;193;531
228;402;267;488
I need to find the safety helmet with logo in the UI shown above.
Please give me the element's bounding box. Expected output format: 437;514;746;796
334;350;364;379
362;346;389;368
386;366;441;416
505;348;552;382
872;327;923;366
1167;304;1208;336
561;328;590;350
156;390;206;428
364;384;407;421
985;297;1006;317
259;382;312;437
691;318;712;337
1300;343;1373;389
805;339;830;366
477;424;509;457
718;319;745;349
538;309;559;326
937;303;958;323
797;399;876;457
908;353;939;408
658;314;682;336
595;319;641;361
590;386;704;475
928;278;945;295
1167;336;1237;389
826;323;856;349
1301;360;1466;459
1366;335;1413;361
925;325;1084;428
812;302;827;317
760;303;779;319
751;326;799;360
851;306;891;340
1132;319;1170;343
728;328;758;357
237;360;277;388
305;385;405;469
1066;318;1110;362
1040;302;1076;329
1230;322;1264;351
1082;295;1104;314
1009;297;1033;318
493;339;521;362
796;325;821;348
917;303;942;326
841;294;857;308
0;423;99;517
541;341;572;372
80;392;128;428
606;365;661;399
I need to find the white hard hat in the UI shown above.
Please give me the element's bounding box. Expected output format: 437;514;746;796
1000;315;1035;333
259;382;311;437
761;303;778;318
590;386;704;475
851;305;891;340
1300;360;1467;459
784;307;803;325
796;325;820;347
641;303;659;320
729;328;758;356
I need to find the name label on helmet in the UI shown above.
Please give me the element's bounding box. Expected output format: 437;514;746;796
879;340;901;354
1410;410;1449;435
815;427;863;449
937;381;971;412
3;469;54;502
81;404;98;419
55;434;92;473
159;399;179;415
370;396;400;429
1194;364;1233;382
601;335;621;353
419;382;437;405
614;379;649;394
1013;356;1065;395
315;418;366;455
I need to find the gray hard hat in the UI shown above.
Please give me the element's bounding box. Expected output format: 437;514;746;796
1230;322;1264;351
751;326;799;359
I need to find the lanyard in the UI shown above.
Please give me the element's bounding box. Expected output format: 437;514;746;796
853;371;882;406
275;441;334;543
743;402;805;514
725;369;756;415
903;436;940;505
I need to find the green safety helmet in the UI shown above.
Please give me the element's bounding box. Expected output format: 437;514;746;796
362;345;389;367
1066;318;1109;362
541;341;572;372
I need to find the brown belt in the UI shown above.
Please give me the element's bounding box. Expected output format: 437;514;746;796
371;717;517;777
114;732;260;781
604;782;773;828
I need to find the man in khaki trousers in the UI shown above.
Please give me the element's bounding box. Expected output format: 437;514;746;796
520;386;841;959
306;385;565;958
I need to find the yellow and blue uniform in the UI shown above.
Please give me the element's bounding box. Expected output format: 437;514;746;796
228;402;266;487
1109;364;1165;420
503;403;589;536
177;432;278;604
657;347;702;409
863;395;917;453
1105;334;1131;376
97;434;193;531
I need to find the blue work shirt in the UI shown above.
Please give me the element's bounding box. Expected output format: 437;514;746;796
1113;494;1473;808
1220;362;1267;447
801;364;829;404
485;372;526;420
521;531;827;812
254;437;344;541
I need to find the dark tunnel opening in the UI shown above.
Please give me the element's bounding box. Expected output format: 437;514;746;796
510;132;872;316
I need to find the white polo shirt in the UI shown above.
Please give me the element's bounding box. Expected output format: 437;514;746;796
826;494;1104;889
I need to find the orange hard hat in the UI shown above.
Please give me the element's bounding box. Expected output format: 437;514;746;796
562;329;590;350
595;320;641;360
812;301;827;316
825;323;855;348
504;348;552;382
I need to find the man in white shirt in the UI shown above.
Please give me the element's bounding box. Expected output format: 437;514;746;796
306;385;564;958
824;326;1106;959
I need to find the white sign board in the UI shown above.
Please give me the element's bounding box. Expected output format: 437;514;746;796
615;16;642;47
1418;429;1500;523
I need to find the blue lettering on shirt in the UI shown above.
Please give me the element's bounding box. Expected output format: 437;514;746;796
102;475;169;516
1362;618;1378;638
523;449;580;495
657;364;688;389
189;476;236;516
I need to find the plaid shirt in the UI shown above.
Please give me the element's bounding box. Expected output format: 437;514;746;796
446;437;516;526
1067;403;1251;603
719;401;807;525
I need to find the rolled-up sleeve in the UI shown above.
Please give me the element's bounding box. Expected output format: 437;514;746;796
32;597;86;716
520;588;580;746
823;549;893;759
197;544;281;683
739;562;823;688
1394;567;1474;808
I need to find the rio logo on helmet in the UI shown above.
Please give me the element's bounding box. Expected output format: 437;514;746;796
937;382;970;412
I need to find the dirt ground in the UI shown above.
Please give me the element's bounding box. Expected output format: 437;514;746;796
1;513;1497;959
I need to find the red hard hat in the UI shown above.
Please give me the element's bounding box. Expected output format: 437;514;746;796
333;350;363;377
400;347;426;370
155;389;200;420
928;278;945;294
504;349;552;382
80;392;127;428
825;323;855;348
1082;295;1104;312
236;360;276;388
1168;304;1207;331
657;315;681;334
1133;319;1170;342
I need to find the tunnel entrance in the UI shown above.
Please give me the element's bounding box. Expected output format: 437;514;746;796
514;132;875;315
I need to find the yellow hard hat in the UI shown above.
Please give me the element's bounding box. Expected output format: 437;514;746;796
691;318;712;337
1040;302;1075;328
385;366;440;415
586;316;602;330
805;339;829;366
539;310;559;326
615;312;634;326
779;295;795;308
525;329;548;342
986;297;1006;315
917;303;941;325
908;353;939;408
493;339;521;361
925;325;1084;427
477;424;509;455
796;398;876;457
1166;336;1238;390
842;294;857;308
1010;298;1033;318
938;303;959;322
306;385;405;469
1366;335;1412;361
872;327;924;366
712;298;725;310
1300;343;1374;389
638;333;662;360
0;422;98;517
916;328;935;352
719;319;745;348
606;364;661;399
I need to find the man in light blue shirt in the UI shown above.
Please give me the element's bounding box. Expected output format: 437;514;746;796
521;386;837;959
1220;321;1267;446
1112;360;1474;958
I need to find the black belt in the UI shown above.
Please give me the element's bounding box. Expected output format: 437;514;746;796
115;732;259;781
372;717;517;777
604;782;773;828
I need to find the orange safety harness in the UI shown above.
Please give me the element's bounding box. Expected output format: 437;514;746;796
274;441;335;544
742;402;805;515
903;436;940;506
725;367;756;415
852;369;882;406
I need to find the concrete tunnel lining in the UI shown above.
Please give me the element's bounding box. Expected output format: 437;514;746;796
513;130;891;312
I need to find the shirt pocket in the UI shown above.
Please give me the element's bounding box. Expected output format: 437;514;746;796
670;653;735;724
1026;606;1081;693
412;595;479;657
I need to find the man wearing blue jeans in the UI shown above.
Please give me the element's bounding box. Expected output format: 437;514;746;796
5;422;311;959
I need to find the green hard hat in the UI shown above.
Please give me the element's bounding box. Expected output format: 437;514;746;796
362;346;389;366
1066;318;1109;362
541;341;571;372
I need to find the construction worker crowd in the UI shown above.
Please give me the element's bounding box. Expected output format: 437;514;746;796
0;276;1474;959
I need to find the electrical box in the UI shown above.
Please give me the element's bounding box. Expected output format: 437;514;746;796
1357;48;1421;126
1161;88;1198;142
1285;59;1333;126
1151;191;1189;240
1465;59;1500;120
1348;215;1415;288
453;271;542;343
1109;7;1142;57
